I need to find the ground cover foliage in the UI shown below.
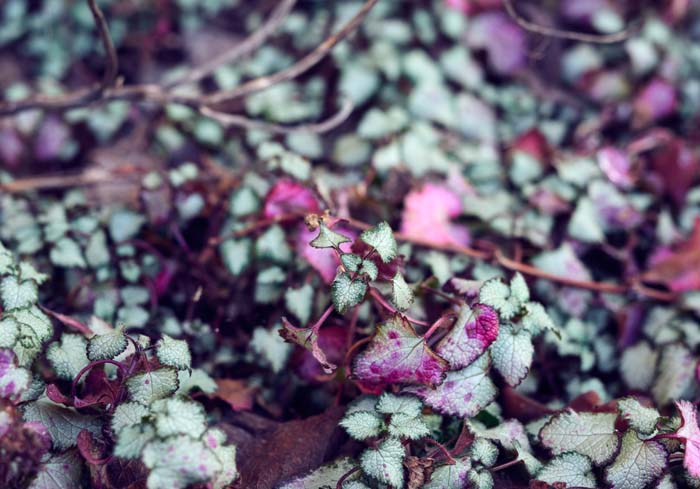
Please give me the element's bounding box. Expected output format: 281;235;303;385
1;0;700;488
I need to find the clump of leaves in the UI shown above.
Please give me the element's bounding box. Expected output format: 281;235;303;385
339;393;508;489
0;243;238;489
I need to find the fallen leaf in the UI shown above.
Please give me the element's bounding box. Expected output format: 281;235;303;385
236;407;347;489
212;379;258;412
642;218;700;292
263;180;320;219
400;183;470;247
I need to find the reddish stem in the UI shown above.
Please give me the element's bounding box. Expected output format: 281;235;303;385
40;306;92;335
490;457;522;473
336;466;360;489
424;438;456;464
208;212;306;246
312;305;335;333
71;359;126;399
422;314;456;340
368;287;430;327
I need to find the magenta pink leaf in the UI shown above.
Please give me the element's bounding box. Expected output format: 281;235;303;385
597;147;634;189
297;224;340;284
669;401;700;478
435;304;499;370
642;219;700;292
353;315;448;387
510;128;551;165
633;78;677;126
400;183;470;247
263;180;320;218
407;354;496;418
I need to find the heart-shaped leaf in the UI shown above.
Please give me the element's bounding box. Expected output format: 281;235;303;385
537;452;596;488
359;221;397;263
353;315;447;387
359;437;405;488
490;324;534;387
436;303;499;370
408;354;496;418
540;411;620;465
331;272;367;314
605;431;667;489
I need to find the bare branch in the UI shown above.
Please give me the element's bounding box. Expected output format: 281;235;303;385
0;0;119;115
87;0;119;91
205;0;379;105
198;97;353;134
503;0;634;44
166;0;297;89
0;0;374;134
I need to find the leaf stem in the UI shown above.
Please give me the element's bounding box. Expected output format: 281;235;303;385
424;438;456;464
368;287;430;327
71;359;126;399
489;457;522;472
336;466;360;489
312;305;335;334
422;314;456;340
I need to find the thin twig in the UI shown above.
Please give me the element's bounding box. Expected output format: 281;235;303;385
166;0;297;88
205;0;379;105
41;306;93;336
369;287;430;327
344;218;676;302
0;0;118;115
199;97;354;134
0;0;369;135
208;212;307;246
87;0;119;91
422;314;456;340
0;168;127;193
344;217;491;260
503;0;633;44
494;249;627;294
423;438;456;465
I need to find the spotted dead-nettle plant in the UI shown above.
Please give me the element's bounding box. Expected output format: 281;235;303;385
275;219;700;489
0;242;238;489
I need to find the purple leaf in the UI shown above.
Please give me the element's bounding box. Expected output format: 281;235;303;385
0;128;23;168
263;180;320;218
467;12;526;76
34;116;70;161
633;78;677;126
597;147;634;189
353;315;448;387
668;401;700;478
435;304;499;370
